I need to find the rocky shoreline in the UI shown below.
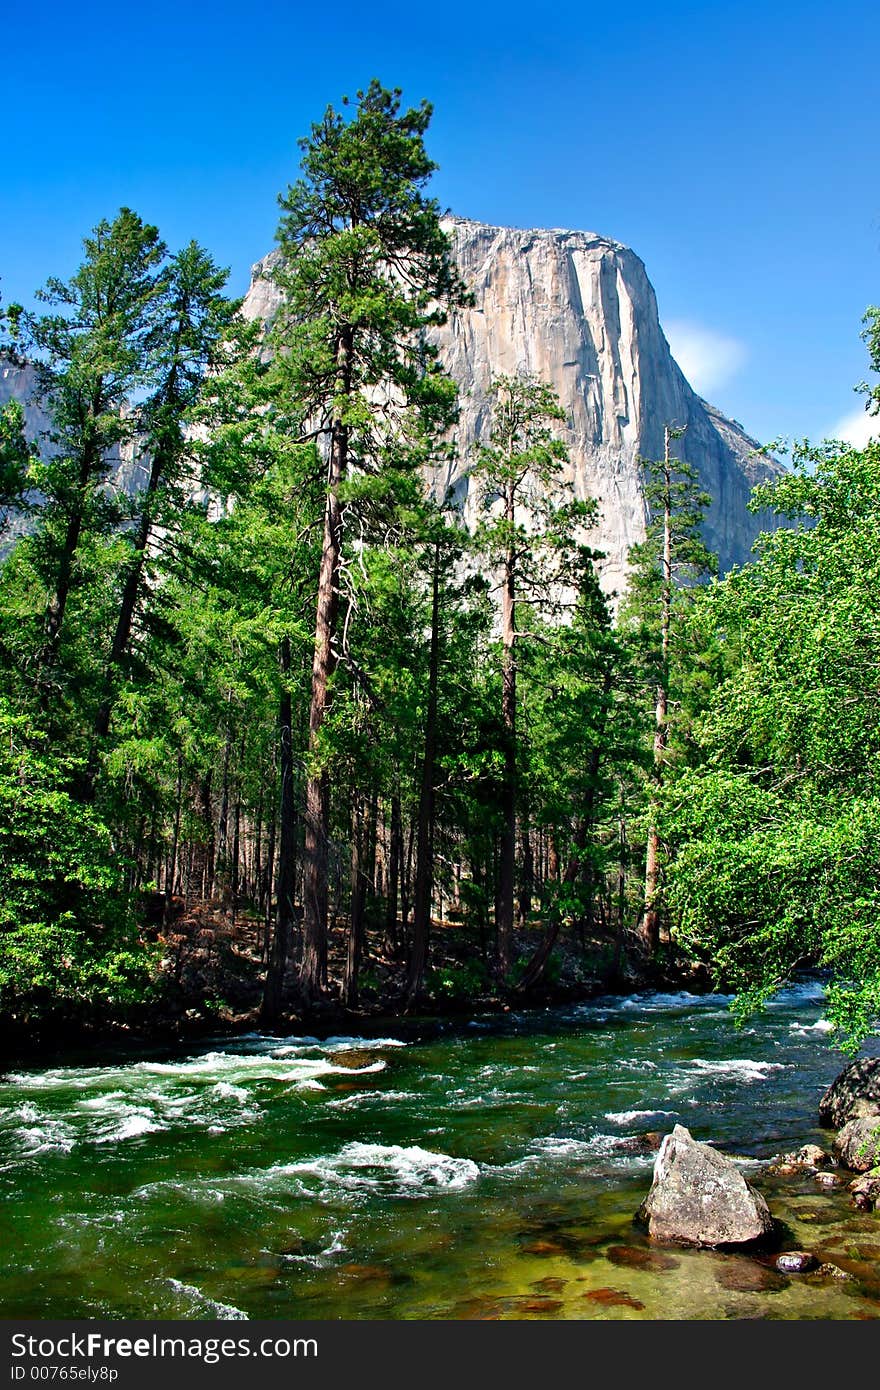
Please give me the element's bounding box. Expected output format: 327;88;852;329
631;1057;880;1282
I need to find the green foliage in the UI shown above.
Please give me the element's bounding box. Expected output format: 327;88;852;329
471;372;597;598
0;699;153;1023
426;957;490;1002
662;439;880;1049
0;399;34;538
270;78;465;473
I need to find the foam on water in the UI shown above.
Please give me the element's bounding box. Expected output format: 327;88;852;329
790;1018;835;1036
164;1279;248;1321
686;1058;787;1081
0;1037;396;1155
281;1142;480;1195
605;1108;676;1125
95;1113;161;1143
134;1142;480;1207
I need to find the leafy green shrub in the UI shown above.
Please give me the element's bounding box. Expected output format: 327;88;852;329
0;702;156;1026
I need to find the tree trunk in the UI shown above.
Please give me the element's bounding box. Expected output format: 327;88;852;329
344;795;366;1008
43;407;103;660
408;540;441;1002
91;426;174;746
641;426;674;952
497;485;517;977
301;328;351;1001
262;637;297;1025
518;808;534;924
612;800;628;982
384;790;402;955
164;752;184;926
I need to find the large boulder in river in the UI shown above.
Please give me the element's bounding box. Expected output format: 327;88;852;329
819;1058;880;1128
832;1116;880;1173
635;1125;775;1248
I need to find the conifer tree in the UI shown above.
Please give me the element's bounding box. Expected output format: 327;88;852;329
623;426;716;951
470;374;593;976
19;211;165;713
90;242;239;754
268;79;465;1000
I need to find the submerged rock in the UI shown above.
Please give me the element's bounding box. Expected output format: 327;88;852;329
814;1170;843;1188
605;1243;679;1272
833;1117;880;1173
635;1125;776;1248
819;1058;880;1128
715;1259;788;1293
582;1287;645;1310
767;1143;834;1176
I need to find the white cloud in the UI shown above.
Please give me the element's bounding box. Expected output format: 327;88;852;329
663;319;748;397
825;404;880;448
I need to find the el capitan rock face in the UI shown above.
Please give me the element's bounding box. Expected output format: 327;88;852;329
245;217;781;598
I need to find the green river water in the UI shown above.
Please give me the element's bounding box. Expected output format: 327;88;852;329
1;984;879;1320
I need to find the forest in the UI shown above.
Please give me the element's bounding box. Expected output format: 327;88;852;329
1;80;879;1054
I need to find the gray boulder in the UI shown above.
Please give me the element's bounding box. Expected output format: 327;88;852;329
819;1058;880;1128
635;1125;775;1248
832;1116;880;1173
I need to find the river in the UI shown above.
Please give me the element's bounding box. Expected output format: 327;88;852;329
2;983;878;1319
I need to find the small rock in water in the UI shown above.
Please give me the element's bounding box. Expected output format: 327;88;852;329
582;1287;645;1310
332;1051;379;1071
814;1263;854;1281
617;1131;665;1154
767;1143;834;1176
530;1276;567;1292
814;1171;843;1188
339;1263;391;1283
452;1296;506;1320
519;1298;564;1314
849;1168;880;1211
520;1239;565;1257
775;1251;818;1274
796;1144;833;1168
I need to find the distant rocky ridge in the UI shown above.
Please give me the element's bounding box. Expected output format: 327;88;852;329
246;216;782;598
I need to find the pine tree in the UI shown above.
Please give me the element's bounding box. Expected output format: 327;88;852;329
23;210;166;708
267;79;465;1001
623;425;717;952
470;373;593;976
89;242;239;755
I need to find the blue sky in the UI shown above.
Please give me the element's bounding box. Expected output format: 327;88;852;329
2;0;878;446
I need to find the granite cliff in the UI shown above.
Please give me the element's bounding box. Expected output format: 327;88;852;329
246;216;778;597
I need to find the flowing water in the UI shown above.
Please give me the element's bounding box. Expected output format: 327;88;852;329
2;984;879;1320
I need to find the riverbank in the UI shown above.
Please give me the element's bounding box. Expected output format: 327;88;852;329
0;899;713;1064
